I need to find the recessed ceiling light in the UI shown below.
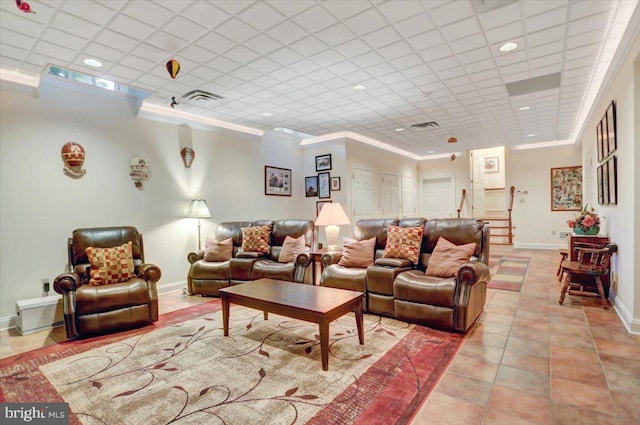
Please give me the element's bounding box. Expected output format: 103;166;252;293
262;112;272;117
519;106;530;111
499;42;518;52
395;128;404;132
353;84;366;91
527;133;536;137
83;58;102;68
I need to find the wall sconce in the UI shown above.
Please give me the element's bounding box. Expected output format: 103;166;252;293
186;198;212;250
181;147;194;168
129;156;149;189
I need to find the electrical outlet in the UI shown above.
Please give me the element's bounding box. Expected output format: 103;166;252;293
551;230;556;235
559;232;569;239
42;278;50;293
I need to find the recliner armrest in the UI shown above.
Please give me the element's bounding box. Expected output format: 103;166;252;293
321;251;343;267
137;263;162;283
188;251;204;264
456;261;491;286
54;272;81;294
295;252;312;267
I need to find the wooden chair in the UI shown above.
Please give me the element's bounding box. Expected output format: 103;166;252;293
558;243;617;309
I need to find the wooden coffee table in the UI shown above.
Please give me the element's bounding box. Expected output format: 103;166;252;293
219;278;365;371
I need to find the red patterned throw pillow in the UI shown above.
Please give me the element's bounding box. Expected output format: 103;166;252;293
383;225;424;265
86;241;135;286
241;225;272;254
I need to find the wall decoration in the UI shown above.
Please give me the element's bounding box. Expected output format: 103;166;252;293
166;59;180;79
171;96;179;109
606;155;617;205
596;121;604;163
315;154;332;171
129;156;149;189
318;172;330;199
316;200;332;217
484;156;499;173
181;147;194;168
61;142;86;178
551;166;582;211
605;100;616;156
305;176;318;197
16;0;35;13
597;164;604;205
331;176;341;191
265;166;291;196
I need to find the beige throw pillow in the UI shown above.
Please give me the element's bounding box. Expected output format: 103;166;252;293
338;237;376;268
383;225;424;265
86;241;135;286
278;235;306;263
425;237;476;278
203;237;233;262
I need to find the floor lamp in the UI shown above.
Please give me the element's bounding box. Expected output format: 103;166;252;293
314;202;351;251
186;198;211;250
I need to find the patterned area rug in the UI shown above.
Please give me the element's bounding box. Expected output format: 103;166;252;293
487;255;531;291
0;300;463;425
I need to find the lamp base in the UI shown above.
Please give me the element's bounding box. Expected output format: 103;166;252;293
326;244;339;251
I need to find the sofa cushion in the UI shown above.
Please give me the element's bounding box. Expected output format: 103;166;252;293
278;235;306;263
425;237;476;278
86;241;135;286
241;225;271;254
203;237;233;262
383;225;423;264
338;237;376;268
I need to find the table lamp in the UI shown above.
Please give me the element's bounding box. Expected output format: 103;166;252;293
314;202;350;251
186;198;211;250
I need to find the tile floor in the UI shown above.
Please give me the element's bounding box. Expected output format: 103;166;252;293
1;246;639;424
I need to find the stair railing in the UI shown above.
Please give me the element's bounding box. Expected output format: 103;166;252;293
507;186;515;244
457;189;467;218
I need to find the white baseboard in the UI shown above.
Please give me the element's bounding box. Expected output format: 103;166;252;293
613;296;640;335
0;280;189;331
513;242;566;250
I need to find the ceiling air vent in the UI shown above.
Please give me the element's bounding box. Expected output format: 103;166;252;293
411;121;439;129
181;89;224;103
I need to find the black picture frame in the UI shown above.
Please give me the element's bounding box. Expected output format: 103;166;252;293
305;176;318;197
318;172;330;199
597;164;604;205
315;154;332;171
596;121;604;163
607;155;617;205
316;200;332;216
264;165;291;196
606;100;616;156
330;176;341;191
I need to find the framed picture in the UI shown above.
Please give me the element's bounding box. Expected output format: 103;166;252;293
318;172;330;199
607;155;617;205
550;166;582;211
596;121;604;163
264;165;291;196
315;154;332;171
606;100;616;156
331;176;341;191
602;160;609;204
484;156;499;173
597;164;604;205
316;200;332;217
305;176;318;197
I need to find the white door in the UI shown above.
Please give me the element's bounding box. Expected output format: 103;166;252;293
402;176;418;217
422;177;454;218
351;168;374;221
470;152;486;218
381;173;399;218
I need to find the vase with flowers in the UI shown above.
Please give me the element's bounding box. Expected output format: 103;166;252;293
567;205;601;235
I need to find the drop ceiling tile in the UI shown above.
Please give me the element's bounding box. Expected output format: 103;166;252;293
485;21;525;44
146;30;189;52
178;44;217;64
376;0;425;23
319;0;372;20
266;20;308;45
0;44;27;62
194;32;235;55
440;17;482;42
429;0;474;26
108;14;155;41
217;18;260;44
326;60;360;76
392;53;424;70
180;1;230;29
224;45;262;65
121;1;173;27
0;27;36;50
237;2;286;31
525;25;566;47
362;26;402;49
130;42;172;63
567;14;607;37
293;4;338;33
108;64;143;81
60;1;116;25
268;47;304;66
351;50;386;68
288;58;321;74
378;40;413;61
50;11;102;39
477;1;521;30
162;15;208;43
344;7;387;36
84;42;127;63
118;54;155;72
290;36;329;57
251;74;280;88
449;34;488;53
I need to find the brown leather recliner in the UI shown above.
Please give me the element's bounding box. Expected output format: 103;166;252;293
54;226;161;339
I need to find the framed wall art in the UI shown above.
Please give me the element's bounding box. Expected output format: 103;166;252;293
484;156;499;173
596;121;604;163
331;176;341;191
318;172;330;199
597;164;604;205
305;176;318;197
607;155;617;205
315;154;332;171
605;100;616;156
316;200;332;216
265;166;291;196
550;166;582;211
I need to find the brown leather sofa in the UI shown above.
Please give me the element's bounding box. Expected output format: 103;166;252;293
54;226;162;339
187;219;314;295
321;218;490;332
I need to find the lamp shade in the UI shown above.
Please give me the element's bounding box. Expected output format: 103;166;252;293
315;203;350;226
186;198;211;219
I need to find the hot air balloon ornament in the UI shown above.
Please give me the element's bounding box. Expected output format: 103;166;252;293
61;142;86;178
181;147;194;168
16;0;35;13
166;59;180;79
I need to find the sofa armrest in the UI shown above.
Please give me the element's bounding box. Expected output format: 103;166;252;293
456;261;491;287
188;251;204;264
54;272;81;294
137;263;162;284
454;261;491;332
295;252;312;267
321;251;343;267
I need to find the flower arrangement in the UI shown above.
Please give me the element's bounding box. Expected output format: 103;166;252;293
567;204;601;235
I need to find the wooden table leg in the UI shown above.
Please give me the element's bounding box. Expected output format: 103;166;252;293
595;276;609;309
355;298;364;345
319;320;329;371
222;295;229;336
263;311;268;320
